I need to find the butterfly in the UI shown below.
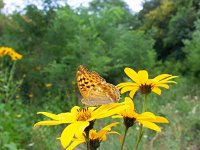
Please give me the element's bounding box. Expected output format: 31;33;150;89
76;65;120;106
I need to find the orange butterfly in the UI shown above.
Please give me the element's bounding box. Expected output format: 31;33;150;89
76;65;120;106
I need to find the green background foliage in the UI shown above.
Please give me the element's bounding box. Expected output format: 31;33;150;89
0;0;200;149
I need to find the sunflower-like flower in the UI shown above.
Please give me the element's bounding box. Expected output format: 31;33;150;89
117;67;177;98
34;103;127;149
113;97;169;131
0;47;23;60
67;122;120;150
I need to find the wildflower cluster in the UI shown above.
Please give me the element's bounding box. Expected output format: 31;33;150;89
0;47;23;60
34;67;177;150
0;46;23;102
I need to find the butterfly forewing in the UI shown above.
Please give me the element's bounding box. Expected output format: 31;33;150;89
76;65;120;106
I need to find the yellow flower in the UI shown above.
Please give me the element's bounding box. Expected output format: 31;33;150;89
0;47;23;60
66;122;120;150
117;67;177;98
113;97;169;131
28;93;33;98
45;83;52;88
34;103;127;149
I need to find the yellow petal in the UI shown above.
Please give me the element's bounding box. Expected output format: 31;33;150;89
60;121;89;148
117;82;137;88
95;105;128;119
101;122;119;131
153;74;172;81
36;112;76;123
138;70;148;83
97;122;119;139
112;115;123;118
160;76;178;81
129;89;138;98
100;135;107;141
108;131;120;135
138;112;156;120
92;103;122;118
153;116;169;123
37;112;59;120
71;106;81;114
125;97;134;110
158;80;177;84
34;121;64;126
124;68;140;84
66;139;85;150
157;76;178;84
152;87;161;95
138;120;161;132
99;131;120;141
121;86;137;94
156;84;169;89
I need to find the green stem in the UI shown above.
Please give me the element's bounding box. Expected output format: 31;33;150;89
5;62;16;102
121;127;129;150
142;94;147;112
134;125;143;150
85;130;90;150
134;94;148;150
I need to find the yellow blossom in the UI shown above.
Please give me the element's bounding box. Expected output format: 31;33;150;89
34;103;127;149
45;83;52;88
117;67;177;98
66;122;120;150
0;47;23;60
113;97;169;131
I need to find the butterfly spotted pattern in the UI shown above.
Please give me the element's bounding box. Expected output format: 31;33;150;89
76;65;120;106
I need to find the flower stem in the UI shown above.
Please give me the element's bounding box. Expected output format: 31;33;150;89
134;125;143;150
134;94;148;150
85;130;90;150
142;94;147;112
121;127;129;150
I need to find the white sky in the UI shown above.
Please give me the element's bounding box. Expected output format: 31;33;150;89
2;0;144;14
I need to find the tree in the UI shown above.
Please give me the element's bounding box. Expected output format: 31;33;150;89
138;0;199;60
184;20;200;77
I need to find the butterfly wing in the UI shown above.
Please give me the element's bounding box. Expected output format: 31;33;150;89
82;83;120;106
76;65;104;98
76;65;120;106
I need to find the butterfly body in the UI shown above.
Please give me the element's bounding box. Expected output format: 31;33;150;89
76;65;120;106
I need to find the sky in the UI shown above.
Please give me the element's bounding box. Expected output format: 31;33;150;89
2;0;144;14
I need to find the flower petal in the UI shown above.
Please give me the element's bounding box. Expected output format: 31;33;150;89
138;70;148;83
96;122;119;139
153;74;172;81
129;89;137;98
34;121;65;126
71;106;81;114
94;104;128;119
152;87;161;95
124;68;140;84
138;120;161;132
153;116;169;123
117;82;137;88
121;86;138;94
37;112;60;120
125;97;134;110
36;112;76;123
158;80;177;84
138;112;156;120
60;121;89;148
66;138;85;150
112;115;123;118
156;84;169;89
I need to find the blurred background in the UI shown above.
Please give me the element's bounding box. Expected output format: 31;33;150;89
0;0;199;149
